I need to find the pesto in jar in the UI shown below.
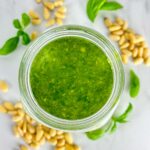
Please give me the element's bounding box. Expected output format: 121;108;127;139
30;36;113;120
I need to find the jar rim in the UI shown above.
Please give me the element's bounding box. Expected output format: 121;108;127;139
19;25;125;132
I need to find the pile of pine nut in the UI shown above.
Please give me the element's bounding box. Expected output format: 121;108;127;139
0;101;81;150
104;17;150;66
29;0;67;27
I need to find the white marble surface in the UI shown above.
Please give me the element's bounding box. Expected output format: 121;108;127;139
0;0;150;149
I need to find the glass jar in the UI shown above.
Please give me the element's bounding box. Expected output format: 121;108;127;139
19;25;124;132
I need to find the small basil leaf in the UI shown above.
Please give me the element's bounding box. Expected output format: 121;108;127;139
13;19;22;29
21;13;31;27
113;103;133;123
86;128;106;140
0;36;19;55
22;32;31;45
130;70;140;98
87;0;106;22
101;1;123;11
110;121;117;133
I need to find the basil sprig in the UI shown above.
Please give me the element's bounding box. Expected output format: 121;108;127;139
0;13;31;55
86;103;133;140
87;0;123;22
130;70;140;98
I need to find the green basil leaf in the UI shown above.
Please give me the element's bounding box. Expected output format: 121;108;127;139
110;121;117;133
13;19;22;29
0;36;19;55
22;32;31;45
87;0;106;22
113;103;133;123
21;13;31;27
130;70;140;98
101;1;123;11
86;128;106;140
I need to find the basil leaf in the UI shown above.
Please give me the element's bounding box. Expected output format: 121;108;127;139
130;70;140;98
22;32;31;45
13;19;22;29
86;128;106;140
21;13;31;27
113;103;133;123
87;0;106;22
101;1;123;11
110;121;117;133
0;36;19;55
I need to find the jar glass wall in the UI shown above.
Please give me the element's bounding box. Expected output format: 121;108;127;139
19;25;124;132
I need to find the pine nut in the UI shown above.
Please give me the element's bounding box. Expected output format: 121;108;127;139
108;25;121;32
128;43;134;51
109;34;120;41
14;102;23;109
138;47;144;57
133;57;143;65
57;6;67;13
20;145;28;150
24;133;33;141
121;54;128;64
29;10;40;19
36;0;41;3
134;35;144;44
31;18;41;25
65;144;74;150
12;115;24;122
104;17;112;27
27;124;35;134
73;144;81;150
144;57;150;66
13;126;20;137
0;80;8;92
122;21;128;30
55;18;63;25
57;130;64;135
116;17;124;25
23;121;27;133
0;104;7;113
132;48;138;58
122;50;132;56
17;126;24;137
8;110;18;116
50;128;57;137
55;12;65;19
120;42;129;49
44;2;55;10
64;133;73;144
54;0;64;7
30;143;40;149
3;102;14;111
112;30;124;36
119;36;126;45
31;31;38;40
143;48;149;59
43;7;50;20
35;129;44;141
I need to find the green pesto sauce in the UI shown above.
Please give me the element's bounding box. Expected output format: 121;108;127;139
30;36;113;120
